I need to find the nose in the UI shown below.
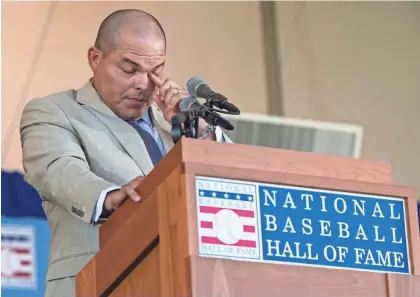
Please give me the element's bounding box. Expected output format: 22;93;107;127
133;72;150;90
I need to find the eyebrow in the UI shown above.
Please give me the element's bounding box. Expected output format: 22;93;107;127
121;57;139;67
121;57;165;70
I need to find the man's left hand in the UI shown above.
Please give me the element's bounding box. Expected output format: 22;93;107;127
148;72;189;122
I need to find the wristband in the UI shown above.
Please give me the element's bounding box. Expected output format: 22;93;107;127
198;124;216;139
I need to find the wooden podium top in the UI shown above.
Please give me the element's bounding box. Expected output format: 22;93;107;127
76;138;420;297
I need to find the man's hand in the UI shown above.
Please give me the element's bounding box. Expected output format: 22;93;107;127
104;176;144;212
148;72;216;141
148;72;190;122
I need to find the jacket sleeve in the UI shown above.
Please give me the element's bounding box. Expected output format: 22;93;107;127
20;98;117;224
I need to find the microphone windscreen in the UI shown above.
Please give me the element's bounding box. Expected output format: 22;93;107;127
178;96;197;111
187;77;206;97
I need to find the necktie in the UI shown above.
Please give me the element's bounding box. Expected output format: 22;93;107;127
126;120;163;166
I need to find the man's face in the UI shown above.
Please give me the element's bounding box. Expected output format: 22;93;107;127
88;28;166;120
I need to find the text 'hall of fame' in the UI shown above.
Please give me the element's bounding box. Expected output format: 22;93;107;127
259;185;410;273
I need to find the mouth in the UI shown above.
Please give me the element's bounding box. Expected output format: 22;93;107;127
126;97;145;101
125;97;148;105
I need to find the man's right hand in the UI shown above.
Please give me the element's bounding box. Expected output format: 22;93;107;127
104;176;144;212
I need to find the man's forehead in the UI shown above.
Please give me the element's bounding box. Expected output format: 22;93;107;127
116;36;165;56
119;28;165;49
120;49;166;58
118;51;166;67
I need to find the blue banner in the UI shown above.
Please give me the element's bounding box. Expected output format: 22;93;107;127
259;184;409;274
1;170;46;219
1;170;50;297
195;176;411;274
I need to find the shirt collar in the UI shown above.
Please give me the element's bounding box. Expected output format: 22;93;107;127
140;108;154;127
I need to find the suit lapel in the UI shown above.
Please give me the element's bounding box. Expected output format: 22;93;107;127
75;81;154;175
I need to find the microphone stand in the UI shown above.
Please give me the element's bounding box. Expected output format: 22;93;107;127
171;110;199;144
171;101;238;144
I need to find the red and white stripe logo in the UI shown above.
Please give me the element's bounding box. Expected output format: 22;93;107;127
1;226;36;288
2;247;33;279
199;206;257;247
196;178;260;260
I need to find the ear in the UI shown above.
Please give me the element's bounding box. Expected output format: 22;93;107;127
87;46;103;72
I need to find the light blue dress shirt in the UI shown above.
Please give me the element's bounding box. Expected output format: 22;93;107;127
137;109;166;156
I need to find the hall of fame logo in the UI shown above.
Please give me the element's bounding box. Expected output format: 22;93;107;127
1;225;37;288
195;176;261;260
195;176;410;275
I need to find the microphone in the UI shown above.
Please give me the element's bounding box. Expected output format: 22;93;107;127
186;77;240;114
178;96;234;130
178;95;202;112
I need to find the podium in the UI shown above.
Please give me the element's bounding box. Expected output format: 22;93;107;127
76;138;420;297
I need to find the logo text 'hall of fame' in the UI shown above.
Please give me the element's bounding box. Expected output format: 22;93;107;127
196;178;260;260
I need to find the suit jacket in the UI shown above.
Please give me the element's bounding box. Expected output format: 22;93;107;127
20;80;231;282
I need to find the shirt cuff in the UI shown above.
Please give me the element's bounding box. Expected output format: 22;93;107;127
93;185;120;223
215;127;225;142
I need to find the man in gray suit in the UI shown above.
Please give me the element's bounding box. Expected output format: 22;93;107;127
20;9;231;297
